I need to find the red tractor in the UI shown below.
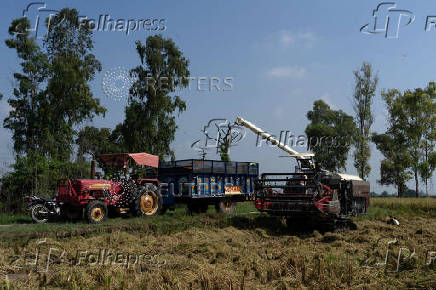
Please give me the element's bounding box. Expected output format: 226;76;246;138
27;153;164;223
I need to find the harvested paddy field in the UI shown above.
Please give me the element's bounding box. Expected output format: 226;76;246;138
0;198;435;289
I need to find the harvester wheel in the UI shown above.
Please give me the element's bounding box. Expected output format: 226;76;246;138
285;217;306;232
134;184;163;216
86;201;107;223
215;199;236;214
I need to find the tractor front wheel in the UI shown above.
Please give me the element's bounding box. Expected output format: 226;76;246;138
86;201;107;224
31;204;50;223
134;184;163;216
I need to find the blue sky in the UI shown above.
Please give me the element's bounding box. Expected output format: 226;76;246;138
0;0;435;195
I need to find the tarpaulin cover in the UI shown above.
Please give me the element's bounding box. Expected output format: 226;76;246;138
97;153;159;168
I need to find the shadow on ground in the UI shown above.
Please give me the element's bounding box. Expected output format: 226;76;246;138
228;215;336;238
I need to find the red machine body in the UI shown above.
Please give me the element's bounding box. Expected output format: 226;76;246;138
56;178;160;207
55;152;160;211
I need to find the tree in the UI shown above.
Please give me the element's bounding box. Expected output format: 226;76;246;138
372;89;412;197
1;9;105;211
76;126;120;159
419;151;436;197
305;100;356;172
114;35;190;159
44;8;105;160
416;84;436;197
195;120;245;162
401;84;436;197
0;154;89;212
376;84;436;197
4;9;105;160
352;62;378;180
3;17;49;156
372;133;411;197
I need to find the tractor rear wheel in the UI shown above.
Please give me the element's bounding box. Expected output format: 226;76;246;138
86;201;107;223
215;199;236;214
134;184;163;216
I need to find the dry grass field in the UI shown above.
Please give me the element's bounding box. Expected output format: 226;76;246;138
0;198;435;289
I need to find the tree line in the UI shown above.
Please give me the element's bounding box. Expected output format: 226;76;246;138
305;63;436;197
0;8;190;212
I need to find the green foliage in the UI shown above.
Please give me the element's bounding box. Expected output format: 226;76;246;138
217;124;236;162
3;18;49;155
352;62;378;180
372;88;413;197
0;154;89;212
419;151;436;196
305;100;356;172
4;9;105;160
374;83;436;197
76;126;120;158
113;35;190;159
43;8;105;160
398;83;436;197
220;151;230;162
372;133;411;197
1;9;105;211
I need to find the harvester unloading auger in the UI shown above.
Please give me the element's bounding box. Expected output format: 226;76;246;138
236;117;370;230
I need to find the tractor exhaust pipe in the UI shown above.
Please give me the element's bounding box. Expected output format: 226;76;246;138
90;153;96;179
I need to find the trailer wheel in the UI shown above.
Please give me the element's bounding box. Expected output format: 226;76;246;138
86;201;107;223
215;199;236;214
199;203;209;213
186;203;199;215
159;205;168;215
134;184;163;216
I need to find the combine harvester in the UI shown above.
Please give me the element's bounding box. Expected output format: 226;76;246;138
236;117;370;231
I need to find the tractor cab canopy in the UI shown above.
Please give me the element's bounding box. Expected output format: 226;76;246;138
96;153;159;169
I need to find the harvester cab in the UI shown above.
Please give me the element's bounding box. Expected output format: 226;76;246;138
235;117;370;230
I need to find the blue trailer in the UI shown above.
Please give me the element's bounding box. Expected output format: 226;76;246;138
158;159;259;214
